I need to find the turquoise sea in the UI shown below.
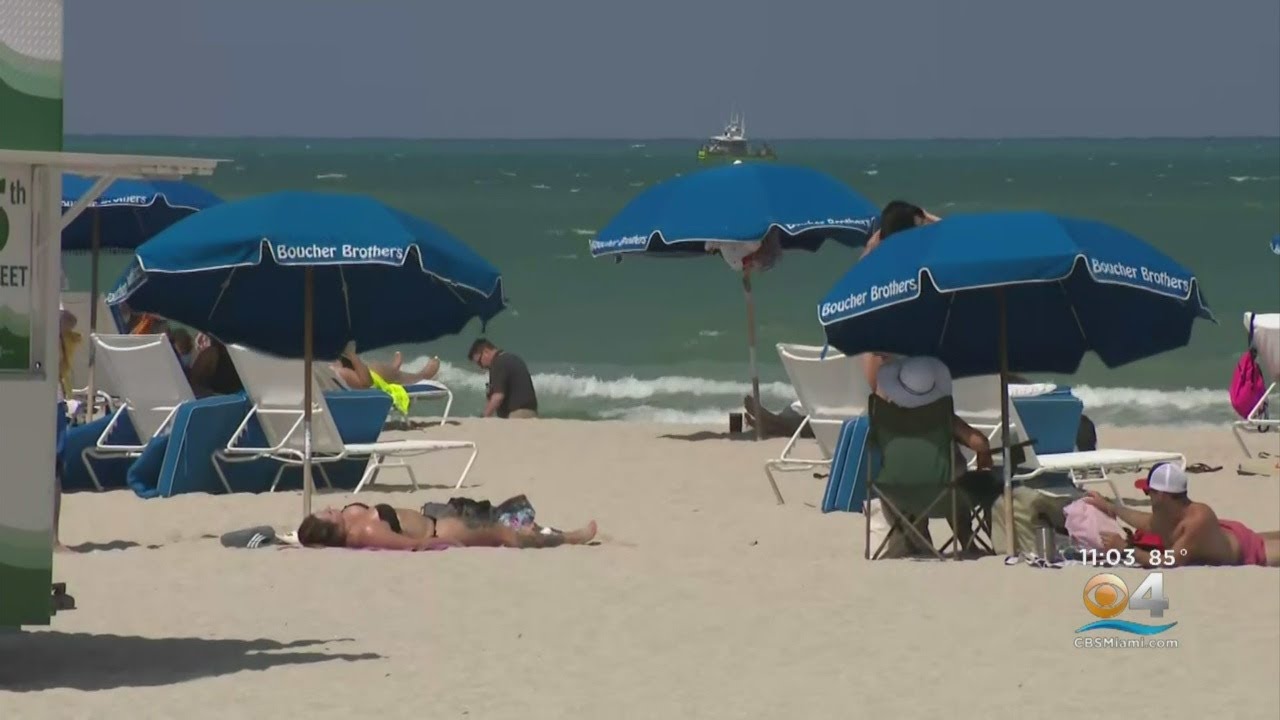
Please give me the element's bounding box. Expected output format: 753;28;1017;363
63;136;1280;426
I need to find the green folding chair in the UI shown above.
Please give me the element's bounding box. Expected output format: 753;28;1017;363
864;394;980;560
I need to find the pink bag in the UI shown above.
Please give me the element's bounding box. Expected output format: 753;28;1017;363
1230;317;1268;420
1063;498;1123;551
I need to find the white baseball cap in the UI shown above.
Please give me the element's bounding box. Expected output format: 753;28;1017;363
1135;463;1188;494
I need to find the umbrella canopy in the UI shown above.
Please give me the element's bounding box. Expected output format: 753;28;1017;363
589;163;878;260
107;190;506;359
590;162;877;443
819;211;1214;376
62;174;222;252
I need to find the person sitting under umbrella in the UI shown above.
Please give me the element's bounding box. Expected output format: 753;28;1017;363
186;332;244;397
297;500;597;550
875;356;998;557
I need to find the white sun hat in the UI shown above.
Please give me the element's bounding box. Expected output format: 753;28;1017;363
876;355;953;408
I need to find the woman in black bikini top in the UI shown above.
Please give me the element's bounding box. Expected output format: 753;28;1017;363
344;502;407;535
297;501;597;551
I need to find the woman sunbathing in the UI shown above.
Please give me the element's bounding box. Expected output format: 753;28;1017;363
332;348;440;390
297;501;597;550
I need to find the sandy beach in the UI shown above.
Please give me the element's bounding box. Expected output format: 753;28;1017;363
3;419;1277;719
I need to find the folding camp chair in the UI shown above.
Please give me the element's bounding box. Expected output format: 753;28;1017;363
865;395;981;560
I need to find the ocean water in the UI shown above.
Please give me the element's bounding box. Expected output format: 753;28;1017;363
63;136;1280;426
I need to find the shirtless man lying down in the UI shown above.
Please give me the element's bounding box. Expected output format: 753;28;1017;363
1086;463;1279;568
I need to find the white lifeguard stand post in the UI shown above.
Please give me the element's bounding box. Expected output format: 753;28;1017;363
0;151;221;628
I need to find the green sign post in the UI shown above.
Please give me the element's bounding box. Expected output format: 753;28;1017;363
0;0;63;628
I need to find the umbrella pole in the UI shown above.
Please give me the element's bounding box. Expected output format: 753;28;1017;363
742;269;763;441
302;267;315;519
85;210;101;421
998;289;1014;556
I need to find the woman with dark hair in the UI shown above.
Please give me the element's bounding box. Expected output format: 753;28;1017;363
859;200;943;389
297;501;597;550
186;333;244;397
861;200;942;259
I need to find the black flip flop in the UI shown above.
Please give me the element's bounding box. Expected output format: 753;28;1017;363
1185;463;1223;473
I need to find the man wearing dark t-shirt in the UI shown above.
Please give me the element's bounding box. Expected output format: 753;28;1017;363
468;338;538;419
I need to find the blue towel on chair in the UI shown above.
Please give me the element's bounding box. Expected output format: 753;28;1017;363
822;417;881;513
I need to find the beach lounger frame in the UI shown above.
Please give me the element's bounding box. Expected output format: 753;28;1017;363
1005;402;1184;499
389;380;454;428
62;292;125;422
217;345;478;493
80;334;201;491
326;371;454;429
764;344;868;503
1231;312;1279;457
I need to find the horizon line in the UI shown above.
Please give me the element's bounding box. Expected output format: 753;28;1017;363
65;133;1280;143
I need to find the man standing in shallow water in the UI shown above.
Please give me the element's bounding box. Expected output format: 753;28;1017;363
469;338;539;419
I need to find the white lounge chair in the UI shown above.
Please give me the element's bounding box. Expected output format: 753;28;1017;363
215;345;478;494
1005;401;1185;498
764;344;871;503
81;333;197;491
399;380;453;425
375;379;454;428
61;292;123;419
320;361;454;428
1232;312;1279;457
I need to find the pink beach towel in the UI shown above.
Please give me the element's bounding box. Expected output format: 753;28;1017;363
1063;498;1123;550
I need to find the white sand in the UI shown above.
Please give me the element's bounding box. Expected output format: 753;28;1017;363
3;420;1278;719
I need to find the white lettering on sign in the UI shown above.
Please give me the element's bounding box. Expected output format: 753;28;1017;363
821;276;919;320
273;244;409;263
0;163;35;372
1089;258;1190;295
589;234;649;253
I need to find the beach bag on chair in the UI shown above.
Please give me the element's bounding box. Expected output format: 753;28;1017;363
1230;317;1268;421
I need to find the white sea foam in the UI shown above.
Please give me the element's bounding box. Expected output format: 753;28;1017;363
315;173;346;180
402;356;1230;426
532;184;551;190
595;405;734;424
697;330;722;338
421;360;794;401
1228;175;1278;183
570;228;595;236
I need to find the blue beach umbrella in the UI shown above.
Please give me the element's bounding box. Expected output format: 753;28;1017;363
62;174;223;253
61;174;222;417
1271;233;1279;255
109;191;506;514
591;162;878;439
817;211;1213;552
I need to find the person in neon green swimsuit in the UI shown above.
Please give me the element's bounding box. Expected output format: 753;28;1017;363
331;345;440;415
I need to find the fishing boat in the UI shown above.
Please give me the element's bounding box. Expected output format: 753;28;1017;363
697;114;776;162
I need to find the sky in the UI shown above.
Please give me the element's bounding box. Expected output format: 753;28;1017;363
62;0;1280;139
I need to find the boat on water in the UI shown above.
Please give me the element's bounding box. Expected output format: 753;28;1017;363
697;114;776;162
